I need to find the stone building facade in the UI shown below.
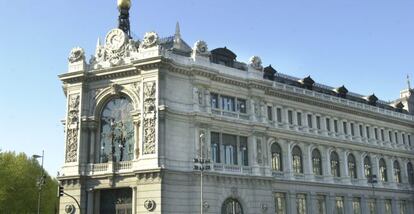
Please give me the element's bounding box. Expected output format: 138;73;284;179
58;18;414;214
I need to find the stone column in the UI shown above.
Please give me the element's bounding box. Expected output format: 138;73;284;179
88;121;97;163
360;195;368;214
132;115;141;160
309;192;317;214
377;197;385;214
132;187;137;214
284;140;293;179
339;149;350;184
321;146;332;182
288;191;297;214
344;194;353;214
392;197;399;214
303;144;312;180
326;193;335;214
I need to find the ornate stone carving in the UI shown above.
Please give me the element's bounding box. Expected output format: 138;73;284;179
144;200;156;211
140;32;159;49
193;40;210;57
249;56;263;70
256;138;263;164
65;94;80;163
91;29;140;69
143;81;157;155
68;47;85;63
110;83;123;95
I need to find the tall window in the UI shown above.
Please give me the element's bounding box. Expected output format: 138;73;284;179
316;116;321;129
335;197;344;214
394;160;401;183
222;96;235;112
274;193;286;214
211;132;220;163
312;149;322;175
276;108;282;123
271;143;283;171
402;133;406;144
296;194;307;214
240;137;248;166
316;195;326;214
99;97;134;163
407;162;414;185
359;125;364;137
379;158;388;182
351;123;355;136
210;93;246;114
348;154;357;179
368;199;376;214
352;198;361;214
297;112;302;126
343;122;348;135
267;106;273;121
236;99;246;113
292;146;303;174
334;120;338;133
211;132;248;166
307;114;313;128
389;131;393;142
366;127;371;139
374;128;378;140
288;110;293;125
331;151;340;177
395;132;399;144
223;134;237;165
385;199;392;214
399;201;407;214
381;129;385;141
364;156;372;179
211;93;219;109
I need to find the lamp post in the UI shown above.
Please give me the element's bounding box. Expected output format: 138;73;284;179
33;150;45;214
193;132;211;214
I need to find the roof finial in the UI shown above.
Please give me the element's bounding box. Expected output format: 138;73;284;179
175;22;181;39
407;74;411;90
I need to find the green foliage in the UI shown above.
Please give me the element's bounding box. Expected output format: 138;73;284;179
0;151;58;214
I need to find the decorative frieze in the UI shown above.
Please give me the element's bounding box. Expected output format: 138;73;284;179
143;81;157;155
65;94;80;163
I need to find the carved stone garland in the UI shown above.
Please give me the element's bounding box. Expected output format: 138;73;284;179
143;82;157;155
65;94;80;162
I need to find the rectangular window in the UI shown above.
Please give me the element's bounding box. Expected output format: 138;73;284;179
296;194;307;214
359;125;364;137
307;114;313;128
211;132;220;163
389;131;393;142
288;110;293;125
381;129;385;141
402;133;406;144
385;199;392;214
211;93;219;109
399;200;406;214
326;118;331;132
408;135;412;146
277;108;282;123
343;122;348;135
222;134;237;165
368;199;376;214
297;112;302;126
316;116;321;129
335;197;344;214
267;106;273;121
352;198;361;214
316;195;326;214
221;96;235;112
240;136;248;166
351;123;355;136
274;193;286;214
334;120;338;133
374;128;378;140
366;127;370;139
236;99;246;113
395;132;399;144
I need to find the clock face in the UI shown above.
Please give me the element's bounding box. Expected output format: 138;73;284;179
105;29;127;51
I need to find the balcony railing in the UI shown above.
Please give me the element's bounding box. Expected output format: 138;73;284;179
212;163;252;175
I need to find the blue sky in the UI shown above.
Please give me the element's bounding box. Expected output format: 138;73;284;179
0;0;413;175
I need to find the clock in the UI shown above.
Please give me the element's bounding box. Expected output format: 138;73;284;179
105;29;127;51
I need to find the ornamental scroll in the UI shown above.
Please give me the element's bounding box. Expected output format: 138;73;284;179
143;81;157;155
65;94;80;163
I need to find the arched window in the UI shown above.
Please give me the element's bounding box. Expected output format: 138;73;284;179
99;97;134;163
221;198;243;214
312;149;322;175
407;162;414;185
348;154;357;179
271;143;283;171
364;156;372;179
394;160;401;183
379;158;388;182
292;146;303;174
330;151;340;177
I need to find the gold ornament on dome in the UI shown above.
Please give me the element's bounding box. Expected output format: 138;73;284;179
117;0;131;10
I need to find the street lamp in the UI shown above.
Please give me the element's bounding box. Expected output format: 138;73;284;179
33;150;45;214
193;132;211;214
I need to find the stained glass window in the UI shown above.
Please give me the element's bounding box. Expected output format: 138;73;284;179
100;97;134;163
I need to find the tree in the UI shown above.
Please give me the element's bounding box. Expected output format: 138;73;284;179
0;151;58;214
